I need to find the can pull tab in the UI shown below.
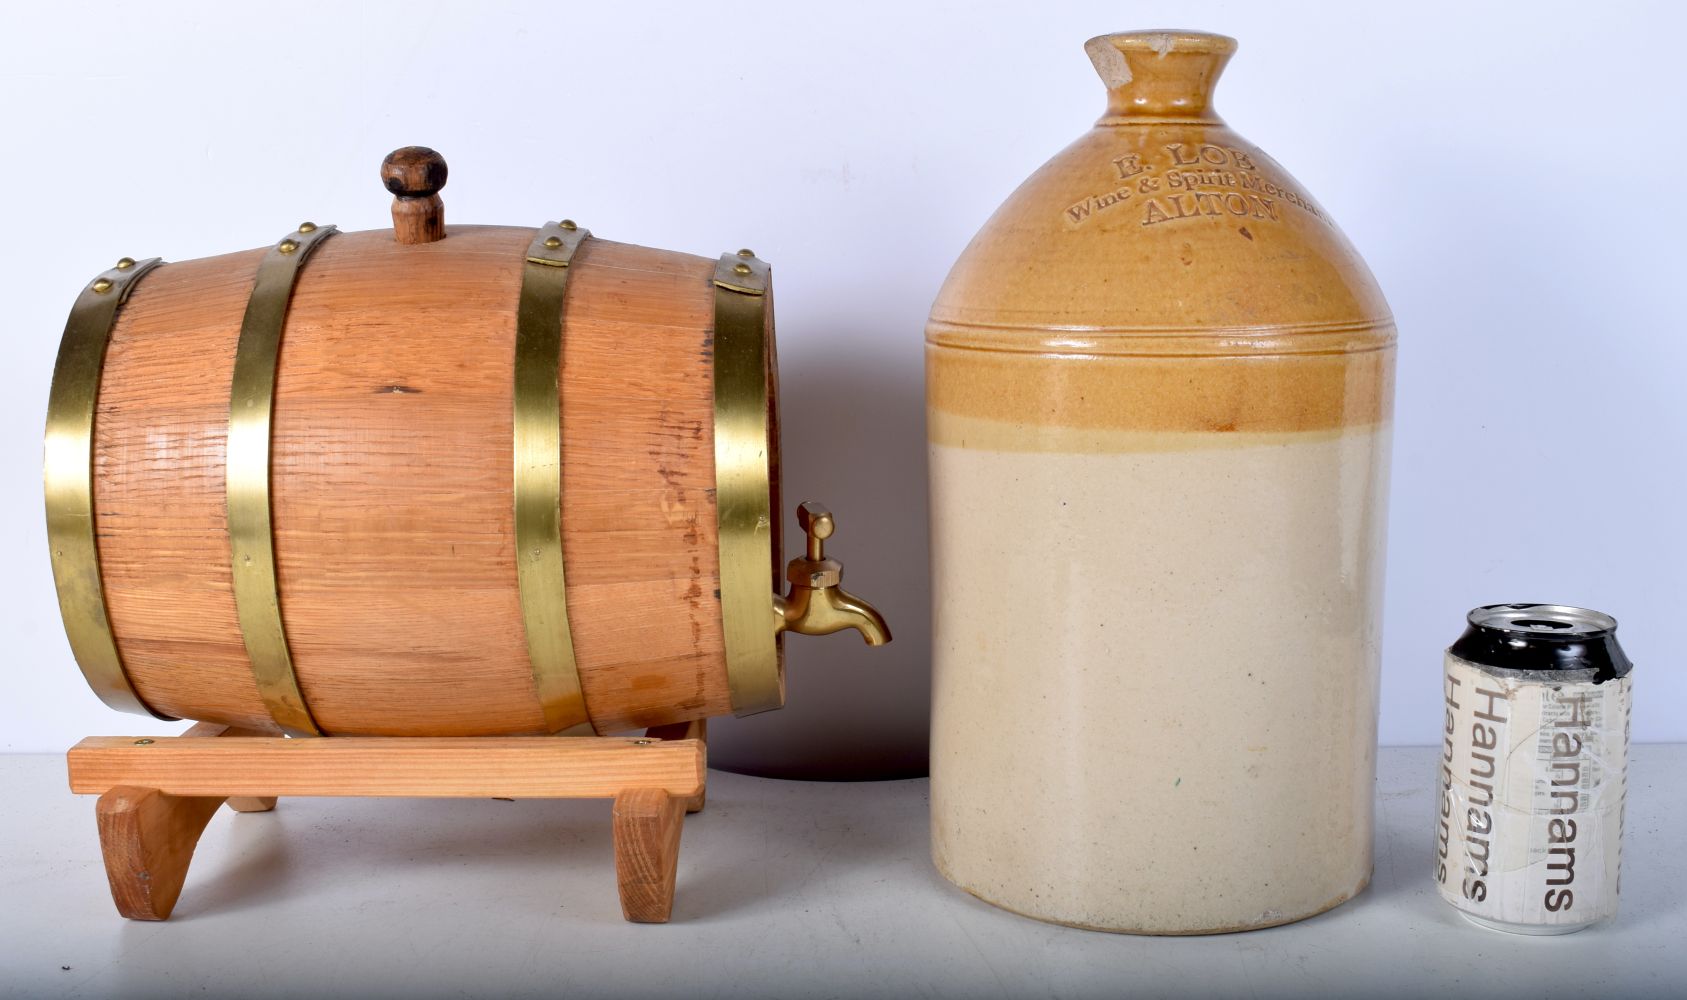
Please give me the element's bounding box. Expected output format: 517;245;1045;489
775;501;892;646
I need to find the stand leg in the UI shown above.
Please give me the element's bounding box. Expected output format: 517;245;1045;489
95;785;224;920
644;719;706;813
612;788;686;923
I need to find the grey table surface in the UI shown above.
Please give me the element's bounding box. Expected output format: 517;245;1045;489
2;746;1682;1000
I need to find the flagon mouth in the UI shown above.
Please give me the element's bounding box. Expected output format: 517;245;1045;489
1084;29;1237;122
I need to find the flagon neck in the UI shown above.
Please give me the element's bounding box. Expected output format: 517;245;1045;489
1085;30;1235;125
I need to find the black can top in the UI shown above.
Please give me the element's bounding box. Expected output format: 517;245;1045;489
1450;604;1633;683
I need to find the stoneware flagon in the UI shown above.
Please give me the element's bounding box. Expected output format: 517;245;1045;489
44;147;890;741
927;31;1395;933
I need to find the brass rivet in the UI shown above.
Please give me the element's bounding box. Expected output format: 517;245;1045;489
543;236;562;248
298;221;317;233
278;239;299;254
559;219;578;231
732;262;752;276
115;257;136;270
91;278;114;293
737;248;755;258
134;738;154;745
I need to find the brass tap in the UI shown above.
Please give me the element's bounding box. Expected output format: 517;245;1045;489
775;501;892;645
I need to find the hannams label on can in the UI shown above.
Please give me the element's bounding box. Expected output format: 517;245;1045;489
1434;653;1631;928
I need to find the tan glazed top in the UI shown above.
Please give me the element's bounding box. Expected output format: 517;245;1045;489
927;31;1396;442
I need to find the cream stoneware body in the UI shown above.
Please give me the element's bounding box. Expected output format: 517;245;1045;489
927;31;1395;934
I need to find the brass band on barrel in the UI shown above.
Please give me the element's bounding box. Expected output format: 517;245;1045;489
513;221;596;735
45;256;173;720
228;224;338;738
711;251;783;716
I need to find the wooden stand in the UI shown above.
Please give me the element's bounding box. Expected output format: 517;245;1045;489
66;720;707;923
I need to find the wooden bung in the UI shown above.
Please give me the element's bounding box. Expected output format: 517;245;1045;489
381;146;448;244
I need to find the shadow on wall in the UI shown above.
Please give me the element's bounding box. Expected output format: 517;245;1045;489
705;345;932;782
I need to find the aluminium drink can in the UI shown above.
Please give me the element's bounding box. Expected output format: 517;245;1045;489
1434;604;1633;934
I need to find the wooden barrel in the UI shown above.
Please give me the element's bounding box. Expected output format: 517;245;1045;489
45;148;888;738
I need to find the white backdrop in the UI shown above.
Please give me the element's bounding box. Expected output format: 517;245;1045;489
3;1;1681;774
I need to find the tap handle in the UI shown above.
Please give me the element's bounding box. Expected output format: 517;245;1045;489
797;501;833;560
